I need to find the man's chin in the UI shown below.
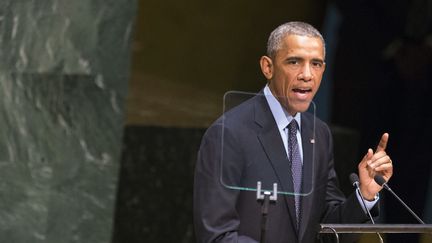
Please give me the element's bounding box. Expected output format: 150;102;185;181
288;102;313;114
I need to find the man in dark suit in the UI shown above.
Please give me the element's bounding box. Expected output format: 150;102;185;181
193;21;393;243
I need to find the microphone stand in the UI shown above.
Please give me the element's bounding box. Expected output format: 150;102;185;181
384;186;425;224
356;187;384;243
377;179;425;224
350;173;384;243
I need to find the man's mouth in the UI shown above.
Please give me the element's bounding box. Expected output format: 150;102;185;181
292;88;312;94
291;87;313;101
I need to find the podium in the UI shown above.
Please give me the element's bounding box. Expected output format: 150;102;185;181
319;224;432;243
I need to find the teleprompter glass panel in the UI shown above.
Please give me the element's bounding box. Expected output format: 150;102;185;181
219;91;316;195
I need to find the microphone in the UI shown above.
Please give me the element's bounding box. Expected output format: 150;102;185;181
349;173;360;188
349;173;376;222
350;173;383;243
374;175;425;224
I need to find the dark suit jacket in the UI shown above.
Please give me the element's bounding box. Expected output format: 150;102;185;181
194;92;374;243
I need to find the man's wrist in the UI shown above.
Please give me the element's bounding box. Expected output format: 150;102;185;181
361;190;379;201
364;193;379;202
359;187;377;201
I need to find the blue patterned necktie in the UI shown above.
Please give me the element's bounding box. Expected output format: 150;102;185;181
288;120;302;228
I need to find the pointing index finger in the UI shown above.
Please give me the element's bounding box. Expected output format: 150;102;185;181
376;133;389;152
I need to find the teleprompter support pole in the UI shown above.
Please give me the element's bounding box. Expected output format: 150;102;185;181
256;181;278;243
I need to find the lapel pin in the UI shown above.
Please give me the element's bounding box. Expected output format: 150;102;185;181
310;138;315;144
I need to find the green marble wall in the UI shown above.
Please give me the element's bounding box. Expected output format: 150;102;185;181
0;1;136;242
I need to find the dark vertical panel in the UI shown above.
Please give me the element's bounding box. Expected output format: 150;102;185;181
112;126;204;243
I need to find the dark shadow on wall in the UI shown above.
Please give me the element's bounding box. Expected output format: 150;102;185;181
112;126;204;243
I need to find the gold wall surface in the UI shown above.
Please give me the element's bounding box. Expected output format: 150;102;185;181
126;0;327;127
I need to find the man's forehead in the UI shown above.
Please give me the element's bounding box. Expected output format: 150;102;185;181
281;34;323;45
278;34;325;57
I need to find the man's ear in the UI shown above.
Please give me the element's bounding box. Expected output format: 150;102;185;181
260;56;273;80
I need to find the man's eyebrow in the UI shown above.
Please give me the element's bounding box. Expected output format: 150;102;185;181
285;56;303;61
284;57;325;64
311;58;324;63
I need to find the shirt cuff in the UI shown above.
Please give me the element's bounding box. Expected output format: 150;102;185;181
356;189;379;213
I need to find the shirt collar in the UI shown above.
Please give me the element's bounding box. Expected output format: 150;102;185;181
263;84;301;131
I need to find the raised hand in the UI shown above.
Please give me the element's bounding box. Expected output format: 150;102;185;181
358;133;393;200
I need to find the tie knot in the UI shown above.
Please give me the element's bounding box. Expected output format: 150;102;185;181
288;120;298;135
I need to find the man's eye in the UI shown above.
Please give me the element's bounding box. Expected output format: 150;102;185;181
287;60;299;65
312;62;323;68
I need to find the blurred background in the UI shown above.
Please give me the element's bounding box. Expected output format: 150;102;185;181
0;0;431;242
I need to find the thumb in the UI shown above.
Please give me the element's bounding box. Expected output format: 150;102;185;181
367;148;373;158
360;148;373;167
366;148;373;165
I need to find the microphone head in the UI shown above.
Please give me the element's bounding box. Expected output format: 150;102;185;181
374;174;387;186
349;173;360;186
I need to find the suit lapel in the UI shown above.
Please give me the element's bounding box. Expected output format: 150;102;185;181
299;113;316;240
254;94;299;236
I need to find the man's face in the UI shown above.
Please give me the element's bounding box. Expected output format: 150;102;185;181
260;34;325;115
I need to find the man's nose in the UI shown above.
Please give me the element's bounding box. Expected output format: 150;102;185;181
299;64;312;81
